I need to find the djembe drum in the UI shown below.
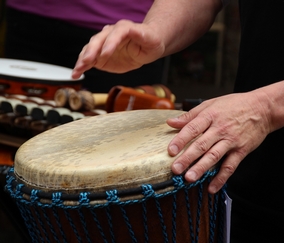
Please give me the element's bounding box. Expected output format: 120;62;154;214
5;109;225;243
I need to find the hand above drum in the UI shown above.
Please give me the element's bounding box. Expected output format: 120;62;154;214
166;85;282;194
71;20;165;79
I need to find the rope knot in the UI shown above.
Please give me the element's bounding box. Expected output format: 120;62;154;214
106;190;119;203
51;192;63;205
141;184;155;198
172;175;184;189
79;192;90;205
5;175;14;192
15;184;24;198
30;189;39;203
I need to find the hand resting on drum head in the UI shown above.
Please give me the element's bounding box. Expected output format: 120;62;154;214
167;90;272;194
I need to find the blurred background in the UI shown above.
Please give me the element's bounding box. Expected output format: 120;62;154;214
0;1;240;102
0;1;240;242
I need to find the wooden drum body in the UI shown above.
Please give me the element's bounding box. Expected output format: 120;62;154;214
0;58;83;99
5;110;225;243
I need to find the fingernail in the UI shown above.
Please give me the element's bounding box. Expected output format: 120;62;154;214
172;163;185;174
168;117;180;122
71;70;77;78
169;144;179;155
186;170;197;181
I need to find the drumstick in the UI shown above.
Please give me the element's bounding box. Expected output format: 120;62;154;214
54;87;77;107
69;90;108;111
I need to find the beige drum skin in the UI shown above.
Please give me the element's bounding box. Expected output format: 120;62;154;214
14;109;185;193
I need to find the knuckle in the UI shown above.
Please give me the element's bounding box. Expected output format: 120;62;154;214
196;163;208;175
216;125;229;137
214;174;228;186
180;153;192;165
202;111;214;125
222;163;236;176
194;139;208;153
185;122;200;137
117;19;132;26
182;111;194;120
175;136;189;148
207;149;222;162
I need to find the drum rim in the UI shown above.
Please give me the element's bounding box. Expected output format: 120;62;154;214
0;74;83;84
5;167;219;208
0;58;84;81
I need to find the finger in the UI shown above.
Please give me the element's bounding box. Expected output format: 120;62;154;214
72;27;114;78
168;113;213;156
85;21;140;70
208;151;243;194
166;112;195;129
167;100;213;129
182;139;231;180
171;128;227;175
80;29;112;63
97;20;142;58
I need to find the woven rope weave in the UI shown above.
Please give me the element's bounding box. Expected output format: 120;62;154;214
6;167;225;243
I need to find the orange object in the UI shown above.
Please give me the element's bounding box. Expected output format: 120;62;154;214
0;145;16;166
106;86;174;112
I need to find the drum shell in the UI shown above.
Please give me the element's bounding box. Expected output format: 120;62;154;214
8;173;224;243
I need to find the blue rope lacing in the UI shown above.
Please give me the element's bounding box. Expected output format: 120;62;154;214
5;168;225;243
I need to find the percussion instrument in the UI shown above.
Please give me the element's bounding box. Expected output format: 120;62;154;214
68;90;108;111
0;95;91;138
54;87;77;108
135;84;176;103
0;58;84;99
5;109;225;243
106;86;175;112
54;88;108;110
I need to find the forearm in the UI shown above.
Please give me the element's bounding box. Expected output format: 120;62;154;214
253;80;284;133
143;0;222;56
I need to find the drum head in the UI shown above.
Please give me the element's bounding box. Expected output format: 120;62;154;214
14;109;186;193
0;58;84;82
